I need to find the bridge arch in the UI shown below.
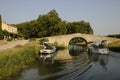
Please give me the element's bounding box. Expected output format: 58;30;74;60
47;33;88;47
68;37;88;56
46;33;119;47
69;37;87;46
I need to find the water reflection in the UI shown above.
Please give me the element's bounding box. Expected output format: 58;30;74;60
15;44;120;80
88;54;109;70
16;48;91;80
68;45;87;56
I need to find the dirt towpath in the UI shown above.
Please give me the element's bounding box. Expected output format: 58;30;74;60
0;40;29;51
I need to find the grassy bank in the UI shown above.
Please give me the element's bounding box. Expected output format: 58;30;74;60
0;40;66;80
54;42;67;50
38;38;67;50
108;41;120;52
0;41;41;80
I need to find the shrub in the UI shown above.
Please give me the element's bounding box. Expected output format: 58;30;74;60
7;38;13;41
29;38;36;41
39;38;49;44
0;44;37;80
108;41;120;52
0;31;4;40
54;41;67;50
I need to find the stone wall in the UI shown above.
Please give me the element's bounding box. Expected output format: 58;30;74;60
46;33;120;46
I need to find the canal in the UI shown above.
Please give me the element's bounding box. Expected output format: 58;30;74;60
15;45;120;80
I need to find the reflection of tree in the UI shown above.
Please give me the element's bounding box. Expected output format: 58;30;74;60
69;45;87;56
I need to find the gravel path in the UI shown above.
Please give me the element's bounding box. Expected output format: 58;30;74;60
0;40;29;51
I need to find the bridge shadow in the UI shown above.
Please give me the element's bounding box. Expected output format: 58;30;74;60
68;37;87;56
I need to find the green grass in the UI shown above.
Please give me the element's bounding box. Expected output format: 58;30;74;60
108;41;120;52
0;40;66;80
0;41;41;80
54;41;67;50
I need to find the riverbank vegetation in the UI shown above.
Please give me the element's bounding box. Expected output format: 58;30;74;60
0;41;41;80
38;38;67;50
108;40;120;52
0;14;4;40
107;34;120;39
0;40;66;80
14;10;93;39
54;41;67;50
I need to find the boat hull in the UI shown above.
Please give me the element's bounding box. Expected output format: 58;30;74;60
98;48;109;54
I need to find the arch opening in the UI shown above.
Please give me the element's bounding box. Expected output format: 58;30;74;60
68;37;88;56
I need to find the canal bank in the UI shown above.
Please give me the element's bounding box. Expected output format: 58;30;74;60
11;49;120;80
0;40;120;80
0;41;41;80
0;40;66;80
108;41;120;52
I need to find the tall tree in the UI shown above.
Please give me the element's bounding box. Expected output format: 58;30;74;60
37;9;62;36
15;9;93;38
0;14;4;40
0;14;2;30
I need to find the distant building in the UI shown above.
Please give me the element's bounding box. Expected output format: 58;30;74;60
2;22;17;34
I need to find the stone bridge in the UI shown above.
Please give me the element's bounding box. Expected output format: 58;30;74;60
45;33;120;46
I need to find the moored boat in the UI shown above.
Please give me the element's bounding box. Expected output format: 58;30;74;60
87;40;109;54
39;42;56;62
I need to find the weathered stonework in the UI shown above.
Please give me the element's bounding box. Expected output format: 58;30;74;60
46;33;120;46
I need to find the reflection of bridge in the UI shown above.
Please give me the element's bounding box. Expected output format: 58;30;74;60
46;33;120;46
54;50;72;60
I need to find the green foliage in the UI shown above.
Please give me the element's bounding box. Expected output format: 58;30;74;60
39;38;49;44
54;41;67;50
66;21;93;34
0;46;36;80
15;10;93;39
0;31;4;40
29;38;36;41
0;14;4;40
7;38;13;41
107;34;120;39
3;30;9;37
108;41;120;52
0;14;2;31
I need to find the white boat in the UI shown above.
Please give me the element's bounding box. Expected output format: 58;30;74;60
87;40;109;54
39;42;56;61
97;48;109;54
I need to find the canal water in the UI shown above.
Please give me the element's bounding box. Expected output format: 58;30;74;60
15;45;120;80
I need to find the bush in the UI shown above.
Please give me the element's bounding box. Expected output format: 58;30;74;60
39;38;49;44
108;41;120;52
7;38;13;41
0;46;36;80
54;41;67;50
29;38;36;41
0;31;4;40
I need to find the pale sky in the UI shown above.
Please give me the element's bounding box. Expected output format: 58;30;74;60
0;0;120;35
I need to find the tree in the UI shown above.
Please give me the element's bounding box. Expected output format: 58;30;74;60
0;14;4;40
66;21;93;34
15;9;94;38
37;9;62;36
49;21;67;36
3;30;9;39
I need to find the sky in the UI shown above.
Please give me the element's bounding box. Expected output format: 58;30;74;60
0;0;120;35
